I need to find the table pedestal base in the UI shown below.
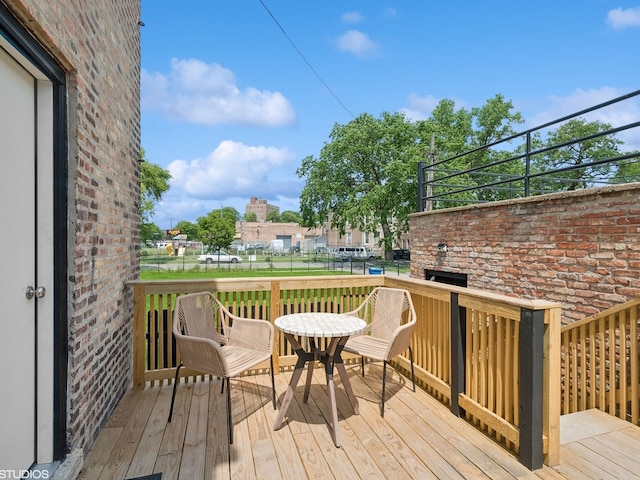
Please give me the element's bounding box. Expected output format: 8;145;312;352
273;333;359;447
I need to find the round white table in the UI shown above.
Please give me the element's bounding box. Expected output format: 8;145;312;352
273;312;366;447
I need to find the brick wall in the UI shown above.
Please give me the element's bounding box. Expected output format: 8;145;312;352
409;184;640;324
11;0;141;454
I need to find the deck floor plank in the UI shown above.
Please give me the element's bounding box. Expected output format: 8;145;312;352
95;386;159;480
78;427;123;480
178;379;209;480
125;384;172;479
288;370;362;480
76;371;640;480
263;369;308;480
308;369;388;479
202;377;229;480
339;369;438;479
389;370;517;480
153;379;192;480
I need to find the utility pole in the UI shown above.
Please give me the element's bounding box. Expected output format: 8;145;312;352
426;133;435;211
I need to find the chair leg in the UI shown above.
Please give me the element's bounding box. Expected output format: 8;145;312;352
168;362;183;422
221;377;225;394
360;356;365;376
381;361;387;418
409;346;416;392
270;356;277;409
226;377;233;444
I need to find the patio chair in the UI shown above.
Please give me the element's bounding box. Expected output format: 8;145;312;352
168;291;276;443
343;287;416;417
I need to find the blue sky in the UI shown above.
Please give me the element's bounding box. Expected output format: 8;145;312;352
140;1;640;229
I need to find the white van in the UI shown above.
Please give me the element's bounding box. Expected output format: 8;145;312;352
335;246;375;260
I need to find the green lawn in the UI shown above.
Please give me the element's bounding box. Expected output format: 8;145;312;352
139;248;408;280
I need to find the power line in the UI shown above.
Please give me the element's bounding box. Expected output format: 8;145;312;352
257;0;355;119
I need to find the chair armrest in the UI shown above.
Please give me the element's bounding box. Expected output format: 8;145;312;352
385;320;416;360
174;333;227;377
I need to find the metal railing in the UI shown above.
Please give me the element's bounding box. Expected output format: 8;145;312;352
418;90;640;211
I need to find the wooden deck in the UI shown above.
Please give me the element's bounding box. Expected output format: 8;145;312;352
78;364;640;480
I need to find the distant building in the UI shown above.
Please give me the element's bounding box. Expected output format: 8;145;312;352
245;197;279;222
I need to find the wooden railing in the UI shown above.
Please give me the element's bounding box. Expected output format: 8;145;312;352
560;298;640;425
127;275;562;469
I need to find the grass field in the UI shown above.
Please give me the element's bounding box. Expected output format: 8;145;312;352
140;268;353;280
139;248;409;280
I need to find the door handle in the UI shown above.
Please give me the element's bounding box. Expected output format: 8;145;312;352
25;286;46;300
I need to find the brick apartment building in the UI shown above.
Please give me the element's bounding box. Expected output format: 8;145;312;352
245;196;280;222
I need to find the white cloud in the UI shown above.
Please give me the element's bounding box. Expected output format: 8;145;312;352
607;6;640;29
141;58;296;127
382;8;398;18
341;11;363;23
150;140;304;225
335;30;379;58
527;87;640;150
167;140;297;199
401;93;468;121
530;87;630;125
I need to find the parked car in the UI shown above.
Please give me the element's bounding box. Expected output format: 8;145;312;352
335;246;376;261
393;249;411;260
246;242;264;250
198;251;242;264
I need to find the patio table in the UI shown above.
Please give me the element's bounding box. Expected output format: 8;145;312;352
273;312;366;447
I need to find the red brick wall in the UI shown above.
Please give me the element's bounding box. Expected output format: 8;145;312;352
10;0;141;455
409;184;640;324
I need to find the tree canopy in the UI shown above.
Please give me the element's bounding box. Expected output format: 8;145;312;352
173;220;199;240
297;96;527;258
297;111;418;258
196;207;239;253
529;119;624;192
266;210;281;222
279;210;302;224
140;148;171;244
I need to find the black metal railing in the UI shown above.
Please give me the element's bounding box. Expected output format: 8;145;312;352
418;90;640;211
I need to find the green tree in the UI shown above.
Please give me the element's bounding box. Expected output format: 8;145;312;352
140;222;162;245
197;209;236;253
279;210;301;224
612;155;640;184
415;95;525;206
244;212;258;222
173;220;199;240
530;119;623;193
140;148;171;243
266;210;280;222
298;111;417;259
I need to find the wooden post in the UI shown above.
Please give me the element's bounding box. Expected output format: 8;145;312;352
543;305;561;466
271;280;281;371
132;283;147;388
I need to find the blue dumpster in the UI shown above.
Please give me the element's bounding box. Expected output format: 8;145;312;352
368;267;383;275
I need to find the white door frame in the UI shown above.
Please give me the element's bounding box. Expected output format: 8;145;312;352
0;3;68;464
0;35;54;466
